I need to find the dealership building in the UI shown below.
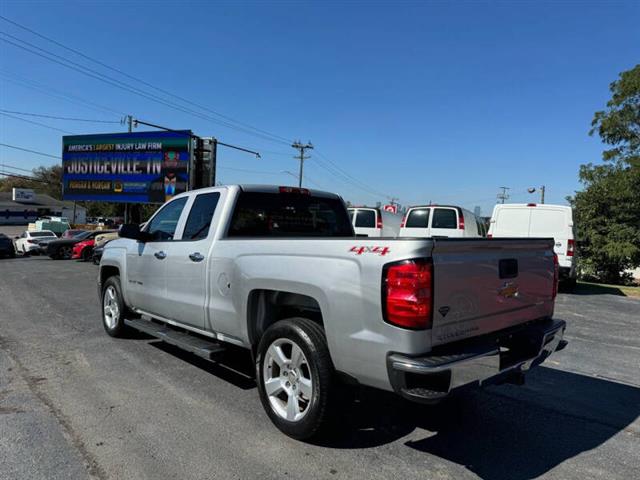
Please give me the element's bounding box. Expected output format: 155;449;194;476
0;190;86;225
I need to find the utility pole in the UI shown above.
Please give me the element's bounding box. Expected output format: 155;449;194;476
124;115;134;224
127;115;133;133
540;185;545;204
291;141;313;188
497;186;510;204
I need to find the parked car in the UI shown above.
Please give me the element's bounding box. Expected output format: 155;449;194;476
14;230;57;255
92;241;110;265
94;231;119;248
72;238;96;261
488;203;577;289
0;233;16;258
347;207;402;237
399;205;482;238
62;229;86;239
99;184;565;440
47;230;115;260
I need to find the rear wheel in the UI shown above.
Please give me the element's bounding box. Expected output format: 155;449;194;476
256;318;335;440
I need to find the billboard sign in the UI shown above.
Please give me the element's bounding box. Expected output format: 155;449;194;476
12;188;35;202
62;130;192;203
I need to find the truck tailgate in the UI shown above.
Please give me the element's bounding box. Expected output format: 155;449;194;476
431;238;556;346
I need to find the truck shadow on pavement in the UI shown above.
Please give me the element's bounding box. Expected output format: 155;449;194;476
320;366;640;480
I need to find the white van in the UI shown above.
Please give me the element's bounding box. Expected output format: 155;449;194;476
347;207;402;237
399;205;482;238
488;203;576;288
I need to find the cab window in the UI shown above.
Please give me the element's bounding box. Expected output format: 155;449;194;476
145;197;188;241
432;208;457;229
182;193;221;240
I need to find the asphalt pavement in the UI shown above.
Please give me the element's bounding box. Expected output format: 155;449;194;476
0;255;638;480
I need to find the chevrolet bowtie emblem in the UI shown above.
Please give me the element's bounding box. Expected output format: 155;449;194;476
498;282;519;298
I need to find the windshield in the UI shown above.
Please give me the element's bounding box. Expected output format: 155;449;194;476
74;231;93;240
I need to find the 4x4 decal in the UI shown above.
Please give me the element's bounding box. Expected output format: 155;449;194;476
349;246;390;256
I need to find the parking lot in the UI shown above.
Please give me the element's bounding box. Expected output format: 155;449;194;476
0;254;639;480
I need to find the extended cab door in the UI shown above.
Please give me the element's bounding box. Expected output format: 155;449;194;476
161;191;222;330
126;197;188;317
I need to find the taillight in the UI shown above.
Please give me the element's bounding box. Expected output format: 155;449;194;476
400;215;407;228
382;259;433;329
376;213;383;229
552;253;559;299
567;239;575;257
487;233;493;238
458;211;465;230
27;239;38;244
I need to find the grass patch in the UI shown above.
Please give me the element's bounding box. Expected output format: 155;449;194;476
575;281;640;298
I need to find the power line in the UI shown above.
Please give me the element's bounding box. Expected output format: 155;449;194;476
0;22;293;146
0;171;48;183
0;143;61;159
311;150;396;201
0;111;75;134
0;162;34;173
0;14;293;145
0;109;120;124
0;70;127;116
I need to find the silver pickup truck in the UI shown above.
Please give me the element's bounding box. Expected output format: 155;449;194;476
98;185;566;439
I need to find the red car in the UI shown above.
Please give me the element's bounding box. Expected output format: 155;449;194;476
71;238;95;261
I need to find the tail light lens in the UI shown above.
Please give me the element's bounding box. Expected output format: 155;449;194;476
376;212;383;229
27;239;39;244
400;215;407;228
487;233;493;238
552;253;559;299
458;211;465;230
382;259;433;329
567;239;575;257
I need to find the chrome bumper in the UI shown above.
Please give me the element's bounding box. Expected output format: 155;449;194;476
388;319;567;403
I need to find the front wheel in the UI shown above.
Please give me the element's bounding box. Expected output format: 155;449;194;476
256;318;335;440
59;246;72;260
101;275;130;337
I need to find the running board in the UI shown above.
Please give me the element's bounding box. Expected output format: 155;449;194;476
125;317;226;360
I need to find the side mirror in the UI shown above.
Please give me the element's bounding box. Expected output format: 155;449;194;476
119;223;146;241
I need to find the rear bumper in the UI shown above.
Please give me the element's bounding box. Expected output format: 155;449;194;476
387;318;567;403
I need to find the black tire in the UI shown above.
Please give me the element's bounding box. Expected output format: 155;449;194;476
59;245;72;260
256;318;335;440
560;278;577;293
93;255;100;265
101;275;130;337
81;247;93;262
22;246;29;256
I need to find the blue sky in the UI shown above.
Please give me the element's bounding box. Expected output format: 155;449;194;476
1;1;638;215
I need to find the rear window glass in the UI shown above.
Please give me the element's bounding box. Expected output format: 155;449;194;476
432;208;457;229
228;192;353;237
405;208;430;228
30;231;56;237
355;209;376;228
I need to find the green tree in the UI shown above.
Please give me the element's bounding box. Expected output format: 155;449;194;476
572;65;640;284
0;164;63;199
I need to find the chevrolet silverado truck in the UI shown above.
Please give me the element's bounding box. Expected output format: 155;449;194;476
98;185;567;439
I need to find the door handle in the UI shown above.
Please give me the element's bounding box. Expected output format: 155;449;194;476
154;251;167;260
189;252;205;262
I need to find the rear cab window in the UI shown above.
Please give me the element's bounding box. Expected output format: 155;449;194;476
228;191;353;237
182;192;221;240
